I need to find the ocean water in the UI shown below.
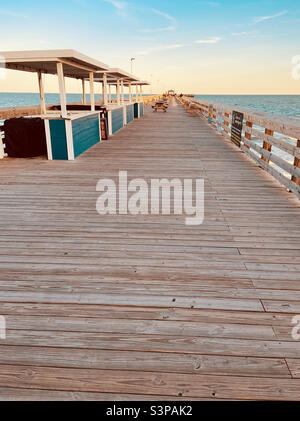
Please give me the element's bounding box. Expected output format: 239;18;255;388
0;92;109;108
194;95;300;119
0;93;299;118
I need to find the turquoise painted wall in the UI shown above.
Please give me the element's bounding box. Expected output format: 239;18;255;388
111;108;123;134
49;119;68;160
126;104;134;124
72;114;100;158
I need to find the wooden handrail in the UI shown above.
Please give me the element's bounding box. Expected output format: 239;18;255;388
0;102;83;120
178;95;300;199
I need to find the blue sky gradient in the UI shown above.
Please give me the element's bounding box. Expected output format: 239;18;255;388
0;0;299;93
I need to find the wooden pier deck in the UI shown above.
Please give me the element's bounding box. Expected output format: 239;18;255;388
0;98;300;400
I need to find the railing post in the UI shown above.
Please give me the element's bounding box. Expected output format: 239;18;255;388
224;113;230;134
262;128;273;163
292;140;300;186
244;121;252;150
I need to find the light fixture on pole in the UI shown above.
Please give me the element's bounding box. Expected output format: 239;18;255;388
130;58;135;74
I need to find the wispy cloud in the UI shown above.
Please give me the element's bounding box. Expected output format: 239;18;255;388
104;0;126;9
141;26;175;33
135;43;186;56
151;9;176;23
195;37;222;44
232;31;257;36
104;0;128;18
141;8;177;33
254;10;288;24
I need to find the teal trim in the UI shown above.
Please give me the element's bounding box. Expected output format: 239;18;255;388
134;103;139;118
126;104;134;124
72;114;100;158
111;108;123;134
49;119;68;160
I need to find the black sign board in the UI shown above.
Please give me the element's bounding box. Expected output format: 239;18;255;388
99;110;108;140
231;111;244;147
100;118;108;140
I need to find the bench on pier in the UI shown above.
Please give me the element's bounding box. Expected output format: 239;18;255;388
152;101;168;113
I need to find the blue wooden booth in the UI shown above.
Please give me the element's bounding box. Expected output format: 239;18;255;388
0;50;150;160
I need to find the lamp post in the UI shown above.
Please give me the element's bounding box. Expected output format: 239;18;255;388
130;58;135;74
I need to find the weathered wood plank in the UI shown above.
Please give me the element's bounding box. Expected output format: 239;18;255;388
0;387;199;401
4;330;300;359
0;345;289;378
0;302;293;326
3;315;275;339
0;291;264;311
0;365;299;400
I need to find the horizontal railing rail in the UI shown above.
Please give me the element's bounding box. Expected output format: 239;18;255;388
0;102;84;120
0;96;163;121
177;95;300;199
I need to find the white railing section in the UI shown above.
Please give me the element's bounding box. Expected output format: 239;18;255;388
177;96;300;199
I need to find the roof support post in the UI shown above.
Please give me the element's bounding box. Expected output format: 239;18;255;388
108;84;112;104
82;79;86;104
37;71;46;115
103;73;108;106
89;72;95;111
121;79;124;104
116;79;120;105
136;84;138;101
129;82;132;103
56;62;67;118
140;84;143;101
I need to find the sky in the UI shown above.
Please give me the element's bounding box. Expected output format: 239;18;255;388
0;0;300;94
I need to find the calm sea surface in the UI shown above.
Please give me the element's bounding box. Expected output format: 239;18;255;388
194;95;300;119
0;93;101;108
0;93;299;118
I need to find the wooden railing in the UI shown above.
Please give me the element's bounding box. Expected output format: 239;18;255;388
177;95;300;199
